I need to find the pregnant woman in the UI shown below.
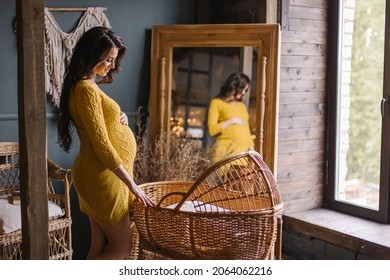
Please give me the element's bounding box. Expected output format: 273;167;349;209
57;26;154;260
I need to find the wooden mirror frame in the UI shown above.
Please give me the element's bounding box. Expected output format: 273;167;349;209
149;24;280;174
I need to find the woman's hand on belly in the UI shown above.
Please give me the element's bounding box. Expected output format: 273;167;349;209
119;111;128;126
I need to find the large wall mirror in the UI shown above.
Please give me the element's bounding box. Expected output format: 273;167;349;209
149;24;280;174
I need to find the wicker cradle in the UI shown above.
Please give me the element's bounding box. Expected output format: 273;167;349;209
133;151;283;260
0;142;73;260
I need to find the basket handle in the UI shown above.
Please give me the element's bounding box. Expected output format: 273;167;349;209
156;191;186;211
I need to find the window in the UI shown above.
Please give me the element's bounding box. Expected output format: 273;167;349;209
327;0;390;223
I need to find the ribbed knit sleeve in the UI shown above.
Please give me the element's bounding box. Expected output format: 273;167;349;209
207;99;223;136
74;86;122;171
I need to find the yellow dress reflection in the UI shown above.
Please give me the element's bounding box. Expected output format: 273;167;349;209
207;98;254;163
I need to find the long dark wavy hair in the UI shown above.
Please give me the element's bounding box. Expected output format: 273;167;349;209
57;26;127;152
215;72;251;101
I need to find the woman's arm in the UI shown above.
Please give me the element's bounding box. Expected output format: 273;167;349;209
113;165;155;207
75;87;122;170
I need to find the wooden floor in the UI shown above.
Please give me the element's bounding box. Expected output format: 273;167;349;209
283;208;390;259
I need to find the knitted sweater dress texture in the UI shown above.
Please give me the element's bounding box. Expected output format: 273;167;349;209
207;98;254;163
69;80;136;226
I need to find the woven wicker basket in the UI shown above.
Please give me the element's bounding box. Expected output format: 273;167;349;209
133;151;283;260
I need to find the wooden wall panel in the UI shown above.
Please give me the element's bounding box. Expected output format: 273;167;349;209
278;103;325;117
283;196;323;212
281;56;326;68
280;184;323;201
278;139;324;153
277;173;324;187
278;150;325;165
278;0;328;213
279;80;325;92
282;30;327;44
289;6;327;21
278;127;325;141
280;68;326;80
279;115;324;129
279;91;326;104
289;19;327;32
290;0;327;9
281;43;326;56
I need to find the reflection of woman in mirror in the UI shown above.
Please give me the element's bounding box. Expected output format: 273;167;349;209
207;72;255;163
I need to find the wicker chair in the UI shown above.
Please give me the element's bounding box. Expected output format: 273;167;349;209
133;151;283;260
0;142;72;260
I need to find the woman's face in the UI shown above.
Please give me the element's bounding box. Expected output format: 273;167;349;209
93;47;119;77
234;84;249;101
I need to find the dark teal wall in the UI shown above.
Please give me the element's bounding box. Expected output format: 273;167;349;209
0;0;195;259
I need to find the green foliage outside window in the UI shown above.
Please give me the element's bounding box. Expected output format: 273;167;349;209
346;0;385;184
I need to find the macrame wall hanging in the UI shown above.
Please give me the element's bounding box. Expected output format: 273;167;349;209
44;7;111;107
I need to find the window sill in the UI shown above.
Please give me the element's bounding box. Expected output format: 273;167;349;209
283;208;390;259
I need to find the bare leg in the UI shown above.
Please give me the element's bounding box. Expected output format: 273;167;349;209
87;217;107;260
92;215;132;260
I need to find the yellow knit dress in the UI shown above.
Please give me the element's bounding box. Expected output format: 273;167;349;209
68;80;136;226
207;98;254;163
